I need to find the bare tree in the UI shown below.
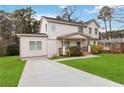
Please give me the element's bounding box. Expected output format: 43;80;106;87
61;6;81;22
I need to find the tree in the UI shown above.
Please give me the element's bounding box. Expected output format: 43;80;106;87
32;19;40;33
98;6;113;39
13;7;37;34
98;7;108;39
0;10;14;39
107;7;114;38
60;6;81;22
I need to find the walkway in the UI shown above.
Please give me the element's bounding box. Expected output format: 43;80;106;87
18;58;122;87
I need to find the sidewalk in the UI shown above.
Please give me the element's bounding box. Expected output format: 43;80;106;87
53;55;99;61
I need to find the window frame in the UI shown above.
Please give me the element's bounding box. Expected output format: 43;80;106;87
29;41;35;51
36;41;42;50
45;24;47;32
51;23;56;31
89;27;92;34
65;41;70;49
29;41;42;51
95;28;98;34
78;27;83;33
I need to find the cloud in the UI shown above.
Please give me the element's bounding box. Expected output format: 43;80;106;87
94;5;104;10
59;5;68;9
84;5;124;14
84;9;96;14
117;5;124;8
33;13;58;20
84;5;104;14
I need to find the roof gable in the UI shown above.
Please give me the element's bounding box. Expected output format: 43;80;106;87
84;19;101;28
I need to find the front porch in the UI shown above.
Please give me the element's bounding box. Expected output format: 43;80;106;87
58;32;91;56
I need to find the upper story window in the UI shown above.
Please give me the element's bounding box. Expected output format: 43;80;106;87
51;23;56;31
45;24;47;32
95;28;98;34
89;27;92;34
78;27;83;33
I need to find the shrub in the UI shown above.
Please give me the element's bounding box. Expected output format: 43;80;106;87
51;54;60;59
66;50;71;57
91;45;103;54
7;43;19;56
96;45;103;53
69;46;81;56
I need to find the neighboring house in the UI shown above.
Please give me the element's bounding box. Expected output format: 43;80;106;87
17;16;100;58
99;30;124;53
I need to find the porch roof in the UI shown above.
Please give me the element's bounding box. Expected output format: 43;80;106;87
57;32;92;40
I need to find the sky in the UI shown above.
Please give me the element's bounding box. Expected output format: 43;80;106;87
0;5;99;21
0;5;124;31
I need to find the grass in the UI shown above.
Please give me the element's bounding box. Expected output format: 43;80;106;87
59;54;124;85
0;56;25;87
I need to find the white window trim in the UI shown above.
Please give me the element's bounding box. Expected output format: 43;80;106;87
51;23;56;31
29;41;42;51
95;28;98;34
89;27;92;34
45;24;47;32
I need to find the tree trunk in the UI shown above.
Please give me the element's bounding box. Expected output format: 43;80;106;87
104;20;108;40
109;18;112;38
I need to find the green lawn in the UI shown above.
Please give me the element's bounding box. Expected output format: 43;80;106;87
59;54;124;85
0;56;25;87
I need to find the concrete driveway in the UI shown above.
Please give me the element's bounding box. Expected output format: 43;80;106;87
18;58;122;87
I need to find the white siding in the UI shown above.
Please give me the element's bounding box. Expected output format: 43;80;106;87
84;22;99;39
47;39;57;57
89;40;98;45
20;37;47;58
40;18;48;34
47;22;78;39
40;18;100;39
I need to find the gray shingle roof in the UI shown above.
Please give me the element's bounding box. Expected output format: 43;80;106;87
42;16;100;28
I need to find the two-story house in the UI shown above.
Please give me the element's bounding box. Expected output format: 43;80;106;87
17;16;100;58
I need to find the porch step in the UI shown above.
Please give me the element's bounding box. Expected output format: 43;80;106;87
83;51;90;56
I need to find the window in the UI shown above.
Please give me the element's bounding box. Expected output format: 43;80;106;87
29;41;35;50
36;41;42;50
76;42;80;46
65;41;70;49
95;28;98;34
93;41;96;45
29;41;42;51
51;23;56;31
89;27;92;34
45;24;47;32
78;27;83;33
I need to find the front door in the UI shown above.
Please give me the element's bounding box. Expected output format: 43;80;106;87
76;42;80;47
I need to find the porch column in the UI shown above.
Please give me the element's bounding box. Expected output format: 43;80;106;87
62;39;65;55
80;39;83;50
87;39;91;53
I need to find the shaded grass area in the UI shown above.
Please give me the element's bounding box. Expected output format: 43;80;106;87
0;56;25;87
59;54;124;84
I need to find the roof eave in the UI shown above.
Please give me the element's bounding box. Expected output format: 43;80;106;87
16;34;48;37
